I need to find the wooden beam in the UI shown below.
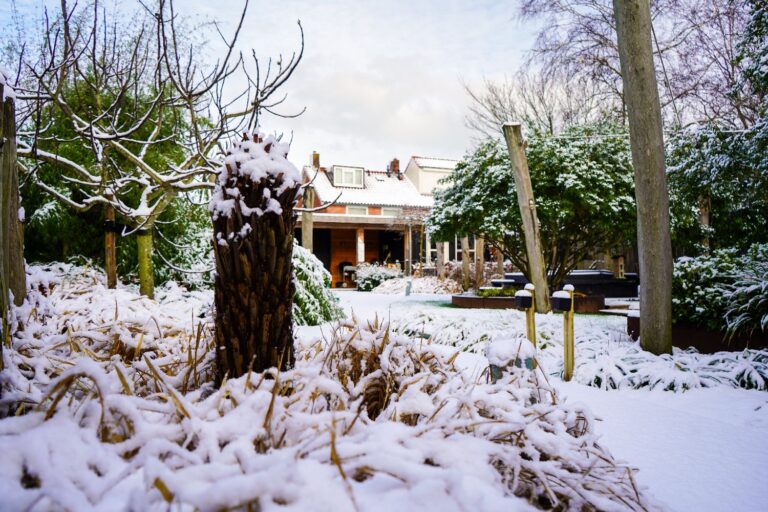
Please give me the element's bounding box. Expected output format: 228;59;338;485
502;123;550;312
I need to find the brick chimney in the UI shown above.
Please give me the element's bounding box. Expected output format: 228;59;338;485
311;151;320;168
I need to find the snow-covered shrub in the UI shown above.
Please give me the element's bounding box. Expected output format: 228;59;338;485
672;248;739;330
293;242;344;325
371;276;462;295
355;263;402;291
673;244;768;339
725;244;768;340
0;273;656;510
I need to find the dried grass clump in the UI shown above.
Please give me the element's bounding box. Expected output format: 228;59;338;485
0;267;658;510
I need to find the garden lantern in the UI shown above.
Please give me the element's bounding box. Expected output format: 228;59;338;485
515;284;537;368
552;285;575;381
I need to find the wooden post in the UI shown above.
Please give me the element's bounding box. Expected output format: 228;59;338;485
104;192;117;289
475;236;485;287
1;80;26;313
461;236;471;290
614;0;673;354
301;186;315;251
502;123;550;313
356;227;365;264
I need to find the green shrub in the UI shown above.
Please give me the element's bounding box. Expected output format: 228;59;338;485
356;263;402;292
477;287;517;298
293;242;345;325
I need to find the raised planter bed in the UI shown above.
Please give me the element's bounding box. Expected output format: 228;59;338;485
627;316;768;353
451;294;605;312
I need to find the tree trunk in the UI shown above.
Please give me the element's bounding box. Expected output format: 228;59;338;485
475;236;485;287
104;201;117;289
613;0;673;355
502;123;550;313
436;241;445;280
698;194;710;251
461;236;471;291
137;229;154;299
211;134;301;381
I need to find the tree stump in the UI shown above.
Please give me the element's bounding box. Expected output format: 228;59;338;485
210;132;302;381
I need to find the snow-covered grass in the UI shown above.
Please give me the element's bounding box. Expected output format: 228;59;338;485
0;266;656;511
377;299;768;392
334;291;768;512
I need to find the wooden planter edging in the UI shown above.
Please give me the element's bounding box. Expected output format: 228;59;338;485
451;294;605;313
627;316;768;353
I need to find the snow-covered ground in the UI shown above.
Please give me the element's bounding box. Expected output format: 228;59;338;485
334;291;768;512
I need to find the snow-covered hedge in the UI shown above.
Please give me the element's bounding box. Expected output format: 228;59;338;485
355;263;402;291
293;242;344;325
673;244;768;339
0;268;656;510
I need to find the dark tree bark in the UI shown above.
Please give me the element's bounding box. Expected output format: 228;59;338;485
211;133;302;381
613;0;673;355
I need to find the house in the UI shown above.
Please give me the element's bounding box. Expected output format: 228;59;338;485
297;153;464;287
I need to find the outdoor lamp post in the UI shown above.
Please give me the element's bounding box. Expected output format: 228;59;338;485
552;284;575;381
515;283;537;368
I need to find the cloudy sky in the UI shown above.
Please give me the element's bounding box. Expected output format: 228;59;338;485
4;1;539;169
180;0;539;169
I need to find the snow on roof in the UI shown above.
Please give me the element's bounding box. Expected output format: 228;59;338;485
412;156;459;171
304;166;434;208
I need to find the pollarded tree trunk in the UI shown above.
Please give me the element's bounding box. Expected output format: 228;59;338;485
211;133;302;381
613;0;673;355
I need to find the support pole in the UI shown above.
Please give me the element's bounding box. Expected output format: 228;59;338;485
525;284;537;369
403;227;412;276
502;123;550;313
356;227;365;264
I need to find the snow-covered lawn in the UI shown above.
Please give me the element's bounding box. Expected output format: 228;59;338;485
2;269;767;511
334;291;768;512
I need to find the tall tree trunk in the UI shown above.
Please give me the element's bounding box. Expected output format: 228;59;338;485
211;133;302;381
614;0;673;355
137;229;154;299
436;241;445;280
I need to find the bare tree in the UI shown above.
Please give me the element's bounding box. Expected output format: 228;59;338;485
10;0;304;297
465;69;617;138
518;0;753;128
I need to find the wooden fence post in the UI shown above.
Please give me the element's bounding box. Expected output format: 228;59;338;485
502;123;550;312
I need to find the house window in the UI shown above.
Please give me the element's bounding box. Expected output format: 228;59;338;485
333;166;364;187
381;207;401;217
347;206;368;216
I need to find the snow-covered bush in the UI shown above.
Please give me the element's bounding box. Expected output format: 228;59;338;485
672;248;739;330
673;244;768;339
293;242;344;325
0;272;656;510
725;244;768;341
355;263;402;291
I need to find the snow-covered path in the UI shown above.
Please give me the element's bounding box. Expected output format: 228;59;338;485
332;291;768;512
